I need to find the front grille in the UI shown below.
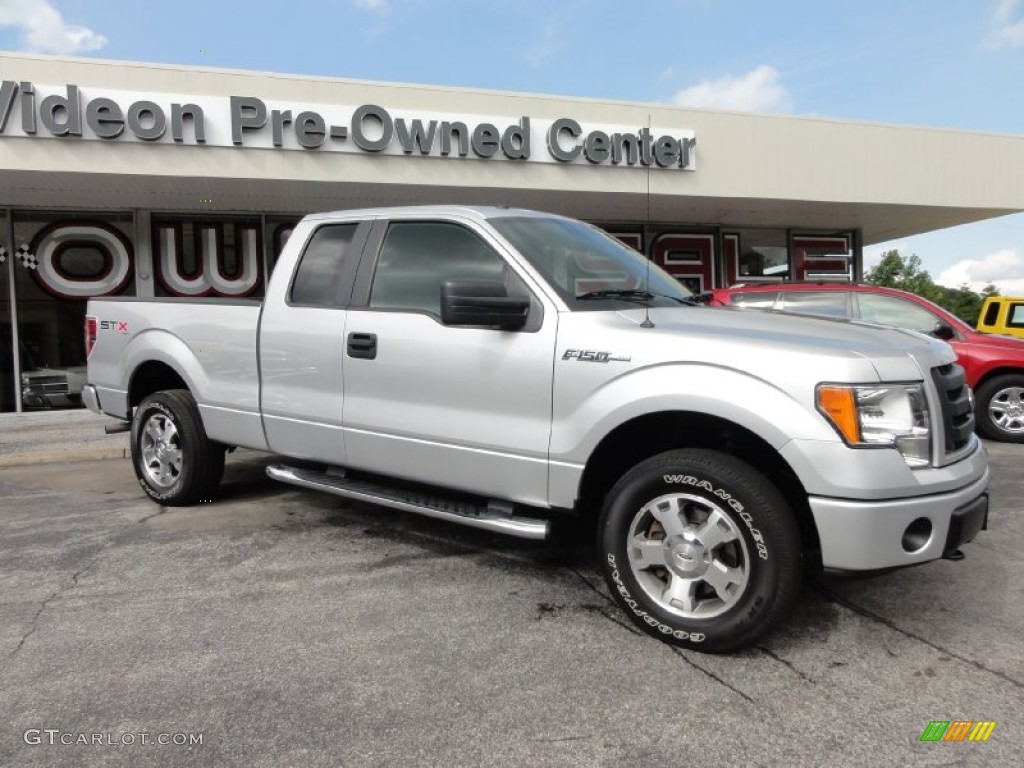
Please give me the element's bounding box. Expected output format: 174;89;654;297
931;363;974;455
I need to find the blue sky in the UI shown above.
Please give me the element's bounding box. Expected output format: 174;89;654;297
1;0;1023;291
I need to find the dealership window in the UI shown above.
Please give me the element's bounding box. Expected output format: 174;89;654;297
724;229;789;284
791;233;853;281
266;216;302;276
11;210;135;410
1;210;14;412
151;215;264;298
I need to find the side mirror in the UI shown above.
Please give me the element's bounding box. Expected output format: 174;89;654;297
931;322;956;341
441;280;530;330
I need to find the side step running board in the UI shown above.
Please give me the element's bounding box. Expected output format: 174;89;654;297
266;464;550;540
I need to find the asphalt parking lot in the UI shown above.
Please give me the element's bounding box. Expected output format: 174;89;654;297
0;421;1021;767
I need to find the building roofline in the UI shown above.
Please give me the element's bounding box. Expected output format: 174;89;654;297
2;51;1022;142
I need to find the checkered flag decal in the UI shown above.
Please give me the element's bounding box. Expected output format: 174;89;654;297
17;244;37;270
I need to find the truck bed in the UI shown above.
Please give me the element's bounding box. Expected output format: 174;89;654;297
86;297;266;449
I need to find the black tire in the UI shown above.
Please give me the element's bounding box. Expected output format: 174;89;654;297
974;374;1024;443
597;449;802;653
130;389;225;506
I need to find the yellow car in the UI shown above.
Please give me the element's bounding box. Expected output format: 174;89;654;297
977;296;1024;339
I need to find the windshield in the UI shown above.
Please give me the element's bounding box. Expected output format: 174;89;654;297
490;216;695;309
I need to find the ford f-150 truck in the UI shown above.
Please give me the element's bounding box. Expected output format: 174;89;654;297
83;206;990;653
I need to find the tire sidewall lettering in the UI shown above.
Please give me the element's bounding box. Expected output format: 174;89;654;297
662;473;769;560
607;555;705;643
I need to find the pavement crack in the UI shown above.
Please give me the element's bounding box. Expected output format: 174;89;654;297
568;566;616;608
4;566;89;670
135;508;167;525
756;645;815;684
670;647;755;703
813;581;1023;690
578;604;645;637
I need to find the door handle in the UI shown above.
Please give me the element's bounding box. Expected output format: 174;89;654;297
347;332;377;360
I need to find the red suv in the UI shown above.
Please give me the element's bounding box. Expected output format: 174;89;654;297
710;282;1024;443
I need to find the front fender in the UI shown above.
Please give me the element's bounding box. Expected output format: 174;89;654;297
550;362;839;465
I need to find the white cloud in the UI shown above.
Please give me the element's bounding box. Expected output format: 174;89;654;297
522;18;562;68
987;0;1024;48
351;0;389;11
936;249;1024;294
670;65;793;113
0;0;106;54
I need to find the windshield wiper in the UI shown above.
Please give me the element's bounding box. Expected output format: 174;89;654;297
575;289;701;305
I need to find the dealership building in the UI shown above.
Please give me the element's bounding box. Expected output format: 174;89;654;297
2;51;1023;412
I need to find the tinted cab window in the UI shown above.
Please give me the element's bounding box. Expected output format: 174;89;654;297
370;222;508;316
290;224;359;307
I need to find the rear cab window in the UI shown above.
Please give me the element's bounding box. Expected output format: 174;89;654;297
290;223;361;307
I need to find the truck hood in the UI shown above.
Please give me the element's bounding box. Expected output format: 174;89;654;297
559;305;956;385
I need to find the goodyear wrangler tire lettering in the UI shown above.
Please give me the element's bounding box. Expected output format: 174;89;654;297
600;449;802;653
608;556;704;641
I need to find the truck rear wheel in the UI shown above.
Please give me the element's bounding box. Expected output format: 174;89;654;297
974;374;1024;443
130;389;225;506
597;449;802;653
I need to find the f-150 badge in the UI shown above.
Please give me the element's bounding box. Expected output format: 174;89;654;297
562;349;631;363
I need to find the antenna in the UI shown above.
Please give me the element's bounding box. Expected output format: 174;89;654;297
640;112;655;329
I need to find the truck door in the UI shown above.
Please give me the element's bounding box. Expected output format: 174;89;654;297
341;218;557;507
259;221;369;464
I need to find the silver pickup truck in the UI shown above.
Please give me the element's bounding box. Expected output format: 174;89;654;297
84;206;990;652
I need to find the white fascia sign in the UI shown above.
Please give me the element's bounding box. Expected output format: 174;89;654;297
0;81;696;170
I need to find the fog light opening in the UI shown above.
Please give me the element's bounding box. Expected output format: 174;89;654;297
902;517;933;553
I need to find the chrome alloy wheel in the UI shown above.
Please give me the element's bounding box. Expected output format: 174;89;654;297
626;493;750;620
989;386;1024;434
140;412;183;488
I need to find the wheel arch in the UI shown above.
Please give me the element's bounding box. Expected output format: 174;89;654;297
973;366;1024;392
576;410;821;558
128;359;191;411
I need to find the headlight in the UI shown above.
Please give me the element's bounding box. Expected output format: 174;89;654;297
817;383;931;468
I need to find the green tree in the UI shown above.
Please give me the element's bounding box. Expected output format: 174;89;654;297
865;250;937;298
865;250;999;326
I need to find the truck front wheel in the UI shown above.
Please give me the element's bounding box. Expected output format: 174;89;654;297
130;389;225;506
598;449;802;653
